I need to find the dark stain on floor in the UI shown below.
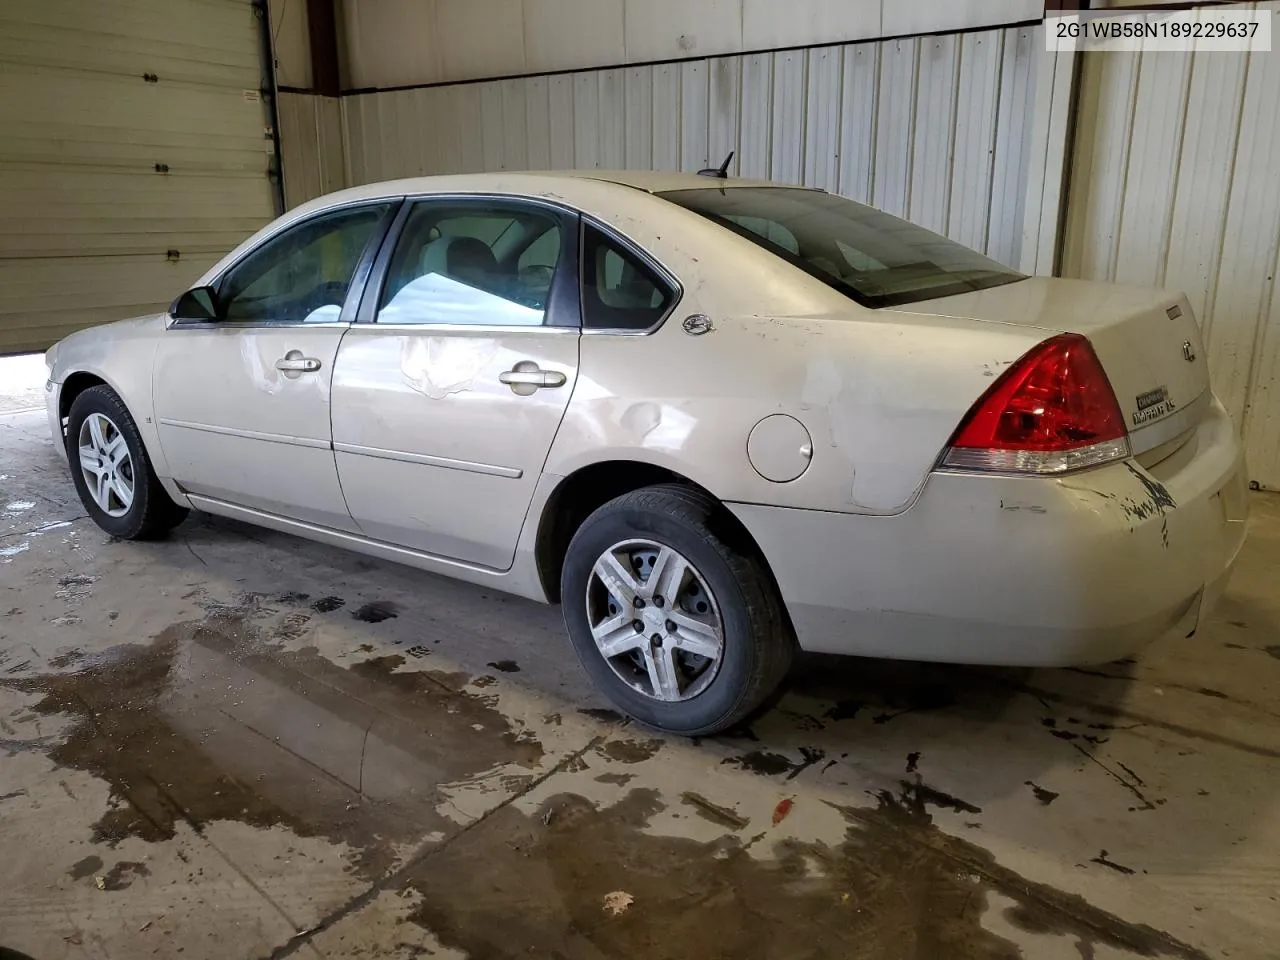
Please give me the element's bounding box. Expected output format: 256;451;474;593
1090;850;1137;876
721;750;794;776
905;751;921;773
351;600;398;623
395;783;1207;960
100;860;149;890
1025;781;1059;806
578;707;625;723
1;615;544;879
1197;687;1229;699
487;660;521;673
722;747;827;781
67;855;102;880
598;738;663;764
311;596;345;613
679;791;750;831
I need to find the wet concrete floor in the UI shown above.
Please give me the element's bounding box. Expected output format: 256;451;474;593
3;381;1280;958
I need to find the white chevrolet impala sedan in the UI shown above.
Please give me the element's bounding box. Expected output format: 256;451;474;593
44;171;1248;734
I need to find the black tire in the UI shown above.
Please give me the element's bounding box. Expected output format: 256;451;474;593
561;483;794;736
65;385;189;540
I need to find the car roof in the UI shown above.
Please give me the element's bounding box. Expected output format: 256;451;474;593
297;169;812;214
524;169;795;193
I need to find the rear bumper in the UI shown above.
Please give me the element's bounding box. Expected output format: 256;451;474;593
730;396;1248;666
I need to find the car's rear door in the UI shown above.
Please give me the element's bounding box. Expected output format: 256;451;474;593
330;197;580;569
153;201;397;531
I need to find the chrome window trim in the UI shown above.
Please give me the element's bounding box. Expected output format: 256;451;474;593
353;323;578;336
166;320;353;331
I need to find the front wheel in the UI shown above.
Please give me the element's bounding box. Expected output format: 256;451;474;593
66;385;189;540
561;484;794;736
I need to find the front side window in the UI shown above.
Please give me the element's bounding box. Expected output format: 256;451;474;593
658;187;1024;309
580;224;675;332
220;204;391;323
377;202;565;326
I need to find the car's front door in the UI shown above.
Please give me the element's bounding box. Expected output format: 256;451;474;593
153;201;396;530
331;197;580;568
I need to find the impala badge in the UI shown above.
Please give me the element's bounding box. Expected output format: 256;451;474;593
682;314;714;336
1134;386;1175;425
1182;340;1196;362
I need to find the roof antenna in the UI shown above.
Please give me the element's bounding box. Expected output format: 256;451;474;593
697;151;734;179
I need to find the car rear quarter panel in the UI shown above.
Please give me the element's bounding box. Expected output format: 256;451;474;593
546;197;1049;515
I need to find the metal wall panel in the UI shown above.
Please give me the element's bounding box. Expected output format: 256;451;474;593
770;51;807;185
339;22;1038;267
0;0;275;354
1061;3;1280;489
987;27;1035;268
279;93;347;209
343;0;1041;89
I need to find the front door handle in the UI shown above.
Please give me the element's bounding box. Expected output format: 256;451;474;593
275;355;322;373
499;367;566;389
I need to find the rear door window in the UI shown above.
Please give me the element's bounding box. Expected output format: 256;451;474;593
377;202;567;326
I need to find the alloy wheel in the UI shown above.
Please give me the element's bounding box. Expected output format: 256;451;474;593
77;412;135;518
586;538;725;702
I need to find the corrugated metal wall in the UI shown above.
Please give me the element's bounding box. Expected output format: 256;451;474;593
278;93;347;208
0;0;278;355
340;0;1041;88
341;25;1037;266
1062;2;1280;489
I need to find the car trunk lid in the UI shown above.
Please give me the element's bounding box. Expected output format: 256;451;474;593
883;276;1210;458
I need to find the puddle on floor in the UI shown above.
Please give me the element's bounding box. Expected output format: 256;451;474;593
1;613;545;878
397;783;1208;960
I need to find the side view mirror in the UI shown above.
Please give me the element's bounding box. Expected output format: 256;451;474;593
169;285;220;322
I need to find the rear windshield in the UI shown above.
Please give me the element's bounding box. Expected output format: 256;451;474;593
658;186;1025;309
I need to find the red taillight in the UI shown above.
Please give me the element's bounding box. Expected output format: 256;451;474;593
941;333;1130;474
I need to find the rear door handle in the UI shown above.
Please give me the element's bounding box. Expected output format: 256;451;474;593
275;356;322;372
499;368;566;389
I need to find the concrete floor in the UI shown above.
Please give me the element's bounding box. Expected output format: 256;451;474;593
2;357;1279;960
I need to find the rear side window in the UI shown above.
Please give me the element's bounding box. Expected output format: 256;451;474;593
580;224;675;332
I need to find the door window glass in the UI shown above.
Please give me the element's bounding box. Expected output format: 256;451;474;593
378;203;564;326
220;204;390;324
580;224;675;331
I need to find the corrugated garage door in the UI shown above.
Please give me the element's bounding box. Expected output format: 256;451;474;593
0;0;278;355
1061;2;1280;489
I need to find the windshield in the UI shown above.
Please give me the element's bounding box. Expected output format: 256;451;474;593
658;187;1025;309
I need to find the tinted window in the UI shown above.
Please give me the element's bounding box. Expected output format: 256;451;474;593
220;204;390;323
581;224;675;331
378;203;564;326
658;187;1024;308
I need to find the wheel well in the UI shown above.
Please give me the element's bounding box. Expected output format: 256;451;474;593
534;460;781;607
57;372;108;436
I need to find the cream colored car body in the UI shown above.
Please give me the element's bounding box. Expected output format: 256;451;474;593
45;172;1249;666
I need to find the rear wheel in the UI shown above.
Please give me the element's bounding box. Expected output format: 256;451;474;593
561;484;793;735
66;385;188;539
